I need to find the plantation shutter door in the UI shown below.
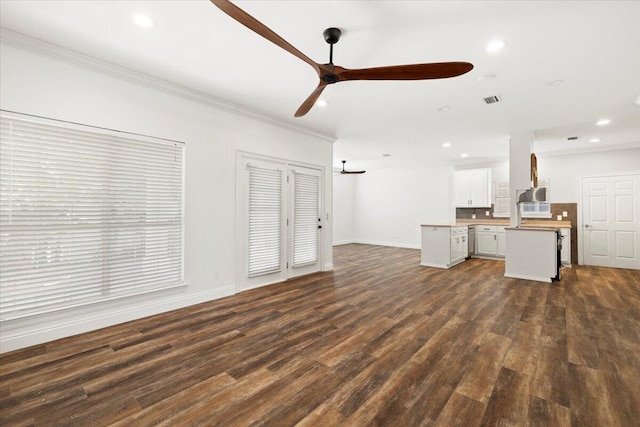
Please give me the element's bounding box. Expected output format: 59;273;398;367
247;164;283;277
292;169;320;268
0;113;184;320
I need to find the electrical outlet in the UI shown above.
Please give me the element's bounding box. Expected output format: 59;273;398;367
556;215;562;221
485;211;490;216
563;211;568;217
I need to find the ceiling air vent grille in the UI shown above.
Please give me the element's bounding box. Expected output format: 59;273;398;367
483;95;502;104
567;136;579;141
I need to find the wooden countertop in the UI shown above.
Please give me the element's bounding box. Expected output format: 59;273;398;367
456;219;572;228
422;220;571;229
505;226;558;232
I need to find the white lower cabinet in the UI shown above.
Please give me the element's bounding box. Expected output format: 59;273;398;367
497;227;506;256
475;225;505;258
560;228;571;265
421;225;468;269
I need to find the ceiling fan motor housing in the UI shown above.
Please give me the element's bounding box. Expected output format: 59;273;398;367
323;27;342;44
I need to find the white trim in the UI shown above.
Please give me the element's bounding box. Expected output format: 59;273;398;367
323;263;334;271
333;240;356;246
353;239;421;250
420;262;449;269
504;273;552;283
0;286;234;353
0;28;335;144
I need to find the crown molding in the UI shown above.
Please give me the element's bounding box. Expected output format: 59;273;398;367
0;27;335;143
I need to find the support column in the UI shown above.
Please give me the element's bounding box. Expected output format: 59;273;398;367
509;132;533;226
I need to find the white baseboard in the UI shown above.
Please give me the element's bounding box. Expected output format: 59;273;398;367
353;239;421;250
504;272;552;283
333;240;356;246
323;263;334;271
0;286;235;353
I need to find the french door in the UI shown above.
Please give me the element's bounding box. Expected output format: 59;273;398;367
581;173;639;269
288;166;322;278
238;154;323;291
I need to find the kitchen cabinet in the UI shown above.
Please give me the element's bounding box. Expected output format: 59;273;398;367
560;228;571;265
421;225;468;269
454;168;492;208
505;227;558;283
497;229;506;256
475;225;505;258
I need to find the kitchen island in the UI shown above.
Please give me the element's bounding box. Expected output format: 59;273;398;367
504;227;559;282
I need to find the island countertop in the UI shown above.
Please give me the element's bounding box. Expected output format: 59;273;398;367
421;220;571;229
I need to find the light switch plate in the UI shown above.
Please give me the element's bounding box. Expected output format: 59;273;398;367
563;211;568;217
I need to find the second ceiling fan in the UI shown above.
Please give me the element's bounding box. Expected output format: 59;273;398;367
210;0;474;117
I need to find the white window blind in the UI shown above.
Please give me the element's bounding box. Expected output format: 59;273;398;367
292;170;319;268
494;181;511;217
247;164;283;277
0;113;184;320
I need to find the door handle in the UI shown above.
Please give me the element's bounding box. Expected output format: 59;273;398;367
584;224;590;228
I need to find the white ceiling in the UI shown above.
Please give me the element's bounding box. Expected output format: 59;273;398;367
1;0;639;171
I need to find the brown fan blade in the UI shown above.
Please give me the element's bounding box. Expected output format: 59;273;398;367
336;62;473;81
210;0;320;75
294;81;327;117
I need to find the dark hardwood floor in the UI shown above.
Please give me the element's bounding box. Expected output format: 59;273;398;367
1;244;639;426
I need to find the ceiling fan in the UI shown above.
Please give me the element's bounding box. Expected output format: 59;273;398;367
210;0;474;117
339;160;365;175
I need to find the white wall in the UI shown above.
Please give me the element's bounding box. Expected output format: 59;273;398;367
0;44;334;352
350;167;455;249
332;173;356;245
538;148;640;202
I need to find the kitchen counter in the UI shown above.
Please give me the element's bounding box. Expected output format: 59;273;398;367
504;227;559;283
422;220;571;229
456;219;571;228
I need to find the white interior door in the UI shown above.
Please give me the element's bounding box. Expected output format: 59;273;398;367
582;174;640;269
288;166;322;278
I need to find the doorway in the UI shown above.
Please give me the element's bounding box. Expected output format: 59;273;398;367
236;153;324;291
581;173;639;269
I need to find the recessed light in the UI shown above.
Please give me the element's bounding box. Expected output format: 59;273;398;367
382;153;391;157
438;106;450;112
461;153;469;158
134;14;156;28
547;79;564;87
589;138;601;143
596;118;611;126
486;39;505;53
442;142;451;148
478;74;496;82
316;99;328;107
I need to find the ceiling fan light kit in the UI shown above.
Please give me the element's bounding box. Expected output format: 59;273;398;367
210;0;473;117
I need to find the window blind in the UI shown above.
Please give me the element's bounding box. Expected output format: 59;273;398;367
292;170;319;268
247;164;282;277
0;113;184;320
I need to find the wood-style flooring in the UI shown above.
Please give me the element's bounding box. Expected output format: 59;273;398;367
1;244;639;426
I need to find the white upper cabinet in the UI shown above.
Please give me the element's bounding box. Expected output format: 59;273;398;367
454;168;492;208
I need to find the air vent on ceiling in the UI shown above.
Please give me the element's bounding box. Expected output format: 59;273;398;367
483;95;502;104
567;136;579;141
